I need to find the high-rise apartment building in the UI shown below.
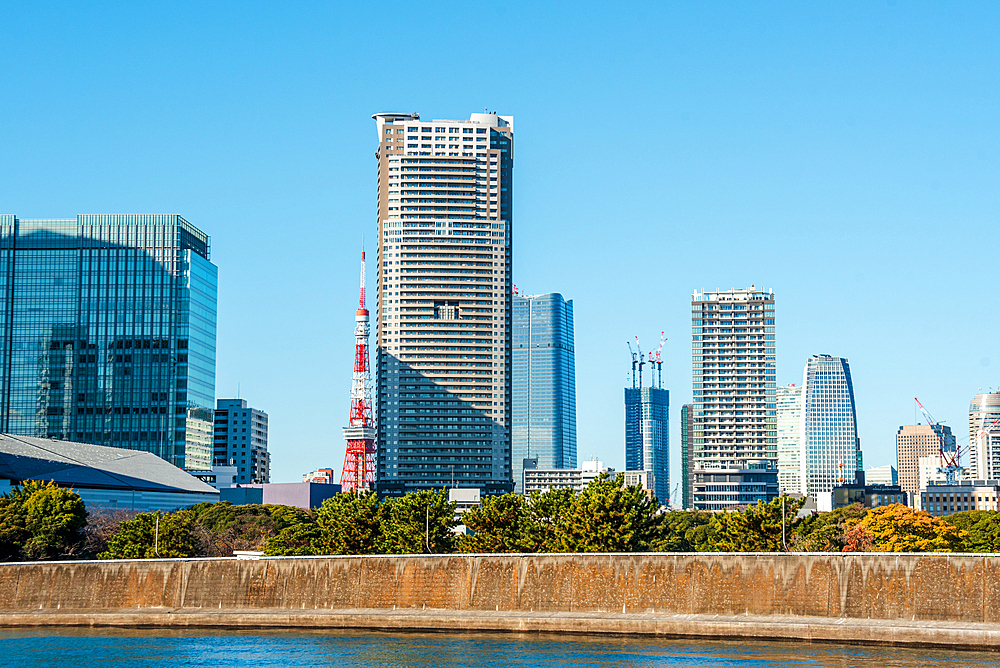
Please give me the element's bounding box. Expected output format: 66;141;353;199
896;423;955;501
511;292;576;493
968;391;1000;480
0;214;217;469
690;286;776;510
213;399;269;484
680;403;693;509
799;355;862;498
372;112;514;495
776;383;804;494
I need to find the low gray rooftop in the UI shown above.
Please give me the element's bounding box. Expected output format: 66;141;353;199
0;434;218;495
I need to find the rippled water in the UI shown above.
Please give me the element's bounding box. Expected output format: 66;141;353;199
1;629;997;667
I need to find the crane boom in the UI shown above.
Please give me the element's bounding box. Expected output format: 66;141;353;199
914;397;962;485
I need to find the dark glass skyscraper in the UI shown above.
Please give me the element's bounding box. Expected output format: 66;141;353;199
511;292;576;493
0;214;217;469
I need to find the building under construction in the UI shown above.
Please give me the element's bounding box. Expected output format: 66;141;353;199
624;335;670;505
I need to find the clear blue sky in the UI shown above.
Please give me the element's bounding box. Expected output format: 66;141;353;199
2;2;998;488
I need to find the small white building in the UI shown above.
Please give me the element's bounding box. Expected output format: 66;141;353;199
865;464;897;486
522;459;615;495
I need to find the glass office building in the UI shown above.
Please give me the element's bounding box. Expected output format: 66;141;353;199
511;292;576;493
625;386;669;505
799;355;862;497
0;214;217;470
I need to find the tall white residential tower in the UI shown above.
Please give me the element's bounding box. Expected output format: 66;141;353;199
372;112;514;495
690;287;777;510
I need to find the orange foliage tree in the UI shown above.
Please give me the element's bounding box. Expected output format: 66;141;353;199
842;504;967;553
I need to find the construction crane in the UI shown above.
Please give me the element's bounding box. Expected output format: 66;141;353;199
650;331;666;389
914;397;964;485
626;341;638;389
634;336;646;387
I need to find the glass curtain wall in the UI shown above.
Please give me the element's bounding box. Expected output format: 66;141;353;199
512;293;577;493
0;214;217;469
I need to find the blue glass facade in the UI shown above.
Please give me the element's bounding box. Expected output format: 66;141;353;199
511;293;576;493
0;214;217;469
625;386;669;505
800;355;861;497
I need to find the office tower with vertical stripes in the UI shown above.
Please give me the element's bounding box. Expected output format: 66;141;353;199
372;112;514;495
680;403;693;508
512;292;577;494
799;355;862;497
690;286;776;510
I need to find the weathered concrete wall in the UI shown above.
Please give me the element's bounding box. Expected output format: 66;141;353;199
1;553;999;648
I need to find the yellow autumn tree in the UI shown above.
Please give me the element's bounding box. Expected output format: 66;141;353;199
842;504;967;553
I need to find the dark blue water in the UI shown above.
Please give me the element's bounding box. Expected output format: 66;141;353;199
1;629;997;667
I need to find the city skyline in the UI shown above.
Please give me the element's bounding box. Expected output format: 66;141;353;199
3;3;999;483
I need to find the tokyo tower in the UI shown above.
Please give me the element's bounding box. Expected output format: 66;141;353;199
340;239;376;492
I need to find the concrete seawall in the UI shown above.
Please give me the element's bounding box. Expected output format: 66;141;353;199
1;553;1000;650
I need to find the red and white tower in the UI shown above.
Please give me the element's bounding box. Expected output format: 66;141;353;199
341;239;376;492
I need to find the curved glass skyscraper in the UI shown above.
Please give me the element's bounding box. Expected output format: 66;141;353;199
799;355;862;497
512;292;576;493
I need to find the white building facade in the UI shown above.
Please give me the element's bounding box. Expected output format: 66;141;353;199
969;391;1000;480
372;111;513;495
776;384;803;494
690;286;777;510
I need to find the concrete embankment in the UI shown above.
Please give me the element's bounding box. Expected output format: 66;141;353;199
1;553;999;650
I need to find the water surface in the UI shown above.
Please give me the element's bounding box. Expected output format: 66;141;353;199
1;629;997;667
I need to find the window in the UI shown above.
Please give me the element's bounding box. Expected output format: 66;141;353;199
476;128;486;133
463;128;473;134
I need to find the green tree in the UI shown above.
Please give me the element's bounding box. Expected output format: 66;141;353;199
793;503;867;552
842;504;966;553
552;474;660;553
458;493;534;553
526;486;574;552
649;510;713;552
314;491;381;554
98;510;197;559
377;490;457;554
263;522;324;556
944;511;1000;552
0;481;87;560
711;496;804;552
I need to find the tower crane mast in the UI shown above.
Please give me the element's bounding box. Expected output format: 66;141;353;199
914;397;963;486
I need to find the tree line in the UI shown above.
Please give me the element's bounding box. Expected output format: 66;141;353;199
3;474;1000;560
